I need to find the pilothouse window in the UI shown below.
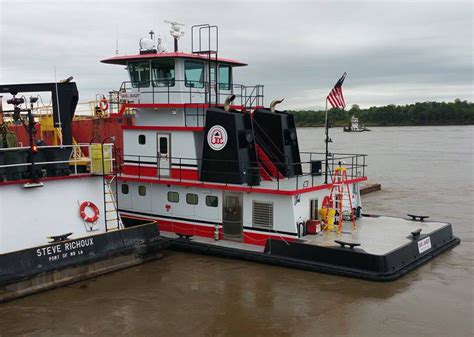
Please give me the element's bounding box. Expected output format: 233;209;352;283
185;61;204;88
152;59;175;87
218;65;231;90
128;61;150;88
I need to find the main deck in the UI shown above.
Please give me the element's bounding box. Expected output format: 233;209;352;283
160;215;450;255
161;214;459;281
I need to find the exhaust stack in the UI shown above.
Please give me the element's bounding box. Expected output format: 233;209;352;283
270;98;284;112
224;95;236;112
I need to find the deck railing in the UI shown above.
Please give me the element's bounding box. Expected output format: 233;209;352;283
121;152;367;191
107;80;264;115
0;143;116;183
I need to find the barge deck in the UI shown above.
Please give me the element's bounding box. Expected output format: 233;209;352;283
158;215;460;281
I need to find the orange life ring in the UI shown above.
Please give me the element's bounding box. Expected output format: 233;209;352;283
79;201;100;223
99;98;109;112
322;195;333;208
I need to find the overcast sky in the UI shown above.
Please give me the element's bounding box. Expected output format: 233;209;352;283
0;0;472;109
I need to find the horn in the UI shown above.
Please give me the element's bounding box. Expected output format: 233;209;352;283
270;98;284;112
224;94;236;112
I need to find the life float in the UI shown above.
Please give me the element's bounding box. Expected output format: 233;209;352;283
99;98;109;112
322;195;333;208
79;201;100;223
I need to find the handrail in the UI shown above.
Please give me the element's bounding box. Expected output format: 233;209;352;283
0;144;116;182
121;152;368;191
114;79;264;108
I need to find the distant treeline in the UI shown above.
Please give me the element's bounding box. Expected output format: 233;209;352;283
289;99;474;127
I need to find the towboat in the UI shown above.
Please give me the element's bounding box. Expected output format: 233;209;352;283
343;116;370;132
95;23;459;281
0;81;165;302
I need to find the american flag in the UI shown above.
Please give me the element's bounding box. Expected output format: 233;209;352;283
327;72;347;109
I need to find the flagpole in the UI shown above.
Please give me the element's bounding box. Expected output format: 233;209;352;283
324;98;329;184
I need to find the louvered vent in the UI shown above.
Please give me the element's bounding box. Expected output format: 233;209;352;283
252;201;274;228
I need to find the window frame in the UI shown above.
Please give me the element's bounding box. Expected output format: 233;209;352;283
186;193;199;205
159;137;168;154
151;59;175;87
218;65;232;90
167;191;180;203
138;134;146;145
128;61;151;88
184;60;205;88
138;185;147;196
121;183;129;195
205;195;219;207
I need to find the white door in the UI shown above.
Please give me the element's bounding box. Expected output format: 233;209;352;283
157;133;171;177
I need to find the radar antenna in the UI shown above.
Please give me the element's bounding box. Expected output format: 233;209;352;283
164;20;185;52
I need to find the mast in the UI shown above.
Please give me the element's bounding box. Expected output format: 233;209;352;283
324;98;330;184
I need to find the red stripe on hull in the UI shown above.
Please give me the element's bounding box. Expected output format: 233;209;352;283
122;165;199;180
170;168;199;180
243;231;297;246
122;164;157;176
158;220;217;239
120;213;297;247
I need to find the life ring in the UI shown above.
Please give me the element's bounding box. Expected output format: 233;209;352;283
79;201;100;223
99;98;109;112
322;195;333;208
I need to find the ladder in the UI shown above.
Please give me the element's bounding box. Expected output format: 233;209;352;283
103;175;122;231
100;142;123;231
324;164;356;234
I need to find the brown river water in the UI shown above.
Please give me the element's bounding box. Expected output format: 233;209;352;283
0;126;472;337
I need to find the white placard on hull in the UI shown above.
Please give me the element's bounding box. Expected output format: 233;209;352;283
417;236;432;254
119;92;141;101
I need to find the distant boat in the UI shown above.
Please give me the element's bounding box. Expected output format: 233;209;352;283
343;116;370;132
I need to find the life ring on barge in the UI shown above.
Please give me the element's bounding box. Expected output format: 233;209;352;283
99;98;109;112
79;201;100;223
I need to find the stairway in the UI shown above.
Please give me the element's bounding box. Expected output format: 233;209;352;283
255;143;284;180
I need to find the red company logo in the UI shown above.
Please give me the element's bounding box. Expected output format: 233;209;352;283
207;125;228;151
211;130;224;145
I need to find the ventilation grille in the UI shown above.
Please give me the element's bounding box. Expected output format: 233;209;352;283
252;201;274;228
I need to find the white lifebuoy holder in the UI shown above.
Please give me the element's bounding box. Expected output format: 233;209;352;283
80;201;100;223
99;98;109;112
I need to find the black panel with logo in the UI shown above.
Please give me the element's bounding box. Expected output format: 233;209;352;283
253;108;302;177
200;107;260;185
